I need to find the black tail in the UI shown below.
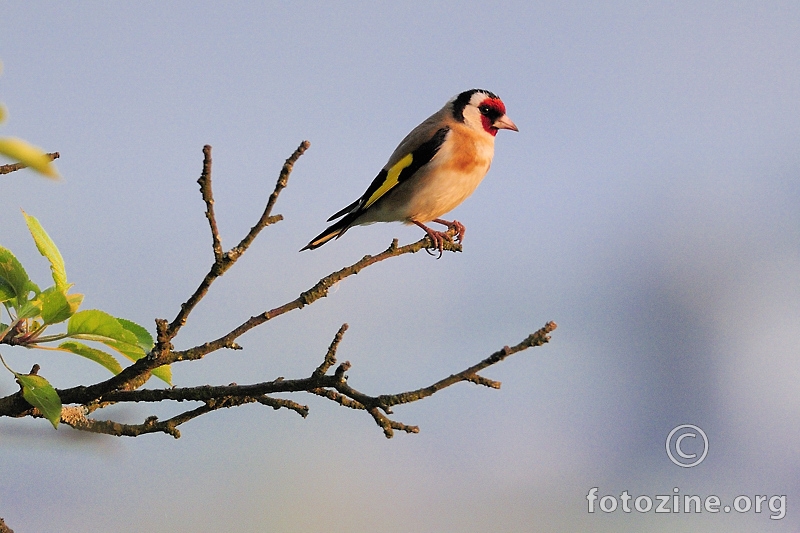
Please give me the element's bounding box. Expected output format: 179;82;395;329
300;214;356;251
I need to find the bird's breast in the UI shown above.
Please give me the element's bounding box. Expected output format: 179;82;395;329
404;128;495;222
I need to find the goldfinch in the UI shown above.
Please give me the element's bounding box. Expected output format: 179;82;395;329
302;89;518;253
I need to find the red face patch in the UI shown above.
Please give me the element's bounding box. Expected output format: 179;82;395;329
483;97;507;115
478;98;507;136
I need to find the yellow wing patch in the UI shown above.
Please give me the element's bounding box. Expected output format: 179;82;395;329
364;153;413;209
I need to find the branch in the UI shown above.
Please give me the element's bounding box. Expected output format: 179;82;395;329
313;323;349;377
197;145;223;262
376;321;558;409
50;322;556;438
30;233;452;413
0;143;556;442
171;234;461;364
166;141;310;340
60;394;308;438
0;233;459;418
0;152;59;175
229;140;308;258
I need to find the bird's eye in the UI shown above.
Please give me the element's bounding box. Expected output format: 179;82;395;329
478;105;490;115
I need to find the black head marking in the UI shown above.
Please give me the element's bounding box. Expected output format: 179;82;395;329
477;102;503;122
451;89;500;122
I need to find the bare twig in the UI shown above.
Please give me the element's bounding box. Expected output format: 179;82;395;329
171;235;460;364
47;322;556;438
256;396;309;417
166;141;309;340
375;321;558;409
0;152;59;175
60;393;307;438
368;407;420;438
229;141;310;259
309;388;365;409
0;516;13;533
197;145;223;262
313;323;348;377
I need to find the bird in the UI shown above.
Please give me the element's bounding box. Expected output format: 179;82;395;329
301;89;518;255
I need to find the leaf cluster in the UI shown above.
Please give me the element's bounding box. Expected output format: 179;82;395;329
0;213;168;427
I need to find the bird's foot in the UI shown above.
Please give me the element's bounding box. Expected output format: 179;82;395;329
432;218;465;243
413;220;462;258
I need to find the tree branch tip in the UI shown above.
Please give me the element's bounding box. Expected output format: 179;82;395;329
467;374;502;389
0;152;60;175
382;421;420;438
334;361;351;379
257;396;310;417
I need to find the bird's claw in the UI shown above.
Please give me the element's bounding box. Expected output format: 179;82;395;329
432;218;465;243
414;219;465;259
422;229;449;259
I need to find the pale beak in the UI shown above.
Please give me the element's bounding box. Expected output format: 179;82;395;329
493;114;519;132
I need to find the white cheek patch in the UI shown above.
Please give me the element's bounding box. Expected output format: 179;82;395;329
461;106;484;131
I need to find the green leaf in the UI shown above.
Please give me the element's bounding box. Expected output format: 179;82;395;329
22;211;68;292
68;310;143;362
66;292;84;314
16;299;41;320
0;354;61;428
37;287;73;325
57;341;122;375
67;310;171;385
103;338;146;362
0;246;32;303
98;338;172;385
115;320;170;384
67;309;140;344
16;372;61;429
117;318;154;352
151;365;171;385
0;278;13;303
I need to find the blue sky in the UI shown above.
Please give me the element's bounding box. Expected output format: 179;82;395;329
1;2;799;531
